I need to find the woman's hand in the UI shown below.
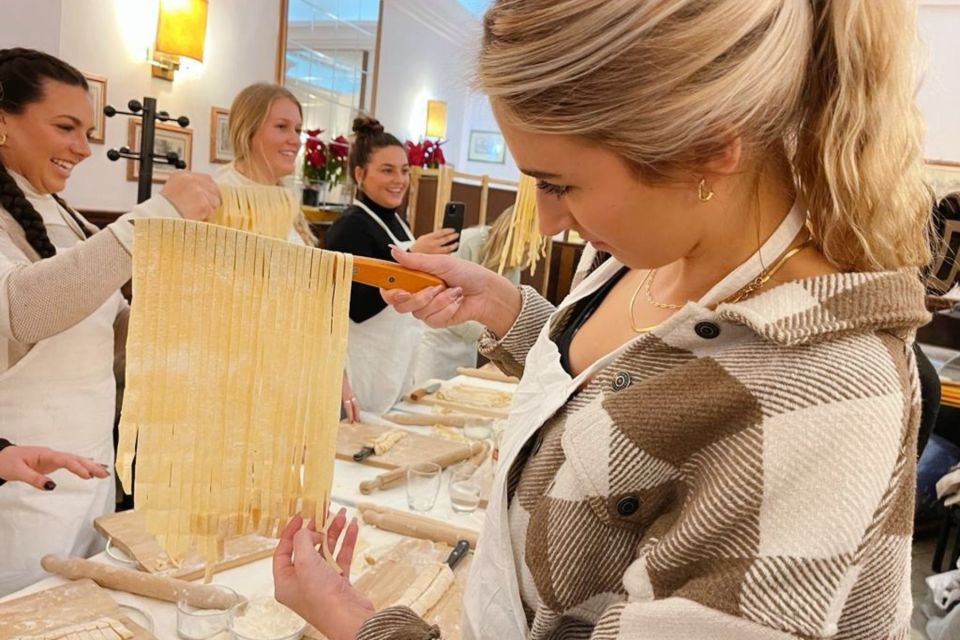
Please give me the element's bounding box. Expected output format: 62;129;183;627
160;171;221;221
0;445;109;490
341;372;359;424
410;228;459;255
381;246;522;337
274;510;375;640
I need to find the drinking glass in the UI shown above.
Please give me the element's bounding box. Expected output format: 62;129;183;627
406;462;442;512
447;463;482;514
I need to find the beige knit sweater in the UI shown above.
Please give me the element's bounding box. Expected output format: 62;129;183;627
358;268;929;640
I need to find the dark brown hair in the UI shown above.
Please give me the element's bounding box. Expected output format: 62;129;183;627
0;48;89;258
348;115;403;184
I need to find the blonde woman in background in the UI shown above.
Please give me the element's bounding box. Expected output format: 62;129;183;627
215;83;358;421
413;207;521;384
275;1;934;638
213;83;315;246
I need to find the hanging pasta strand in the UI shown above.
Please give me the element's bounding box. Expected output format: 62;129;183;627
497;175;548;276
117;219;352;576
211;184;299;240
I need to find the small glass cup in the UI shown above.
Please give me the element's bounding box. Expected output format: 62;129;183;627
177;585;240;640
448;463;482;514
406;462;442;512
463;416;494;441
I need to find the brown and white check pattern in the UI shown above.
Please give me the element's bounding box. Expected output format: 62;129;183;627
358;270;928;640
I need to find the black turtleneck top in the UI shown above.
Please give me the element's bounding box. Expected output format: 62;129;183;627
325;193;416;323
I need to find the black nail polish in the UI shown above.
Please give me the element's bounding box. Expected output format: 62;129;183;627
43;480;56;491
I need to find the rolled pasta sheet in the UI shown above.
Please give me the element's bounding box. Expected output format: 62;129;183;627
118;218;352;573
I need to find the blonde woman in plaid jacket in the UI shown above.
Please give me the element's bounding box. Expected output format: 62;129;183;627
273;1;934;638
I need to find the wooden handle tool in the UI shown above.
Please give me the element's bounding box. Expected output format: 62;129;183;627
383;412;474;427
40;555;244;610
456;367;520;384
357;504;479;549
407;381;441;402
352;256;443;292
358;440;484;495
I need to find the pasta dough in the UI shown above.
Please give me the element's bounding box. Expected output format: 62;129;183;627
13;617;134;640
392;562;456;616
436;384;513;409
497;175;548;275
367;430;407;456
116;219;352;576
211;184;300;240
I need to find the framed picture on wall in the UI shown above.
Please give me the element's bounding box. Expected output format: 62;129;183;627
926;160;960;200
468;130;506;164
126;120;193;183
210;106;233;164
83;73;107;144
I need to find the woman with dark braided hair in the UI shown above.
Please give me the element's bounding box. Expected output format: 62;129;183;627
0;48;219;595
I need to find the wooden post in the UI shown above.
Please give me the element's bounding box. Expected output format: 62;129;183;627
407;166;422;233
433;165;454;231
479;174;490;226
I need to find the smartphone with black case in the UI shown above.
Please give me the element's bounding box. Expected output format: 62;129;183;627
442;201;466;240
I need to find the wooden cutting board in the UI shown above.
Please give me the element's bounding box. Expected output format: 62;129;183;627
94;510;276;580
336;421;474;470
0;579;154;640
305;539;472;640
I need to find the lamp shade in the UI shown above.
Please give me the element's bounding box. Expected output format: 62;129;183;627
425;100;448;139
155;0;209;62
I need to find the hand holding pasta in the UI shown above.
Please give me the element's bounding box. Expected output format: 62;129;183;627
159;171;221;221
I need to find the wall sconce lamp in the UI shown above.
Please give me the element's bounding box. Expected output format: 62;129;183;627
151;0;209;81
425;100;448;139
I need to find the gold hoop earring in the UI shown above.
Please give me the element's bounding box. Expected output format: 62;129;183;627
698;178;714;202
0;132;6;146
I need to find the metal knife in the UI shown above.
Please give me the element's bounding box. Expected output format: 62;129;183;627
445;539;470;570
408;381;441;402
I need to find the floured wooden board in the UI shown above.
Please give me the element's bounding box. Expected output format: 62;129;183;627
336;422;473;470
0;580;153;640
305;539;472;640
94;510;275;580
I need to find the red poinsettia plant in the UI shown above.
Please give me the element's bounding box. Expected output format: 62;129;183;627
303;129;350;189
404;139;446;169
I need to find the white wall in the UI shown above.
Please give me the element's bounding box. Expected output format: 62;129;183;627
2;0;281;211
375;0;476;173
919;1;960;162
1;0;63;55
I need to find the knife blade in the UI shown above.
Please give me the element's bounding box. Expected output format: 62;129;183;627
445;539;470;570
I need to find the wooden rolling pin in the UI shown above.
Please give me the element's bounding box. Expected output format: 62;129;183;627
41;555;244;610
456;367;520;384
383;412;475;427
359;440;485;495
417;397;508;419
358;503;479;548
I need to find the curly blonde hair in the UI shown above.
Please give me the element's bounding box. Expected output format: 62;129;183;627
479;0;932;272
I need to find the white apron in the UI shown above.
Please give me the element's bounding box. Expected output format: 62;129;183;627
345;200;424;415
462;205;807;638
0;287;121;596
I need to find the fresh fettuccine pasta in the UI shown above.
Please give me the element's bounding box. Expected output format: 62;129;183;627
497;174;548;275
211;184;299;240
116;219;351;576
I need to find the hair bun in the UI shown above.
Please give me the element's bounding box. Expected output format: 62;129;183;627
352;115;384;137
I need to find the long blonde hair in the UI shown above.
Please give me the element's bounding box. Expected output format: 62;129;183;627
479;0;932;272
228;83;302;166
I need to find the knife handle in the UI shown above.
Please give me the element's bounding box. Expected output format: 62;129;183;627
353;446;375;462
447;539;470;570
352;256;444;292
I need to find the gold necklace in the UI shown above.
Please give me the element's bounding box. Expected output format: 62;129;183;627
627;235;815;332
628;270;660;333
722;237;814;303
644;269;684;310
